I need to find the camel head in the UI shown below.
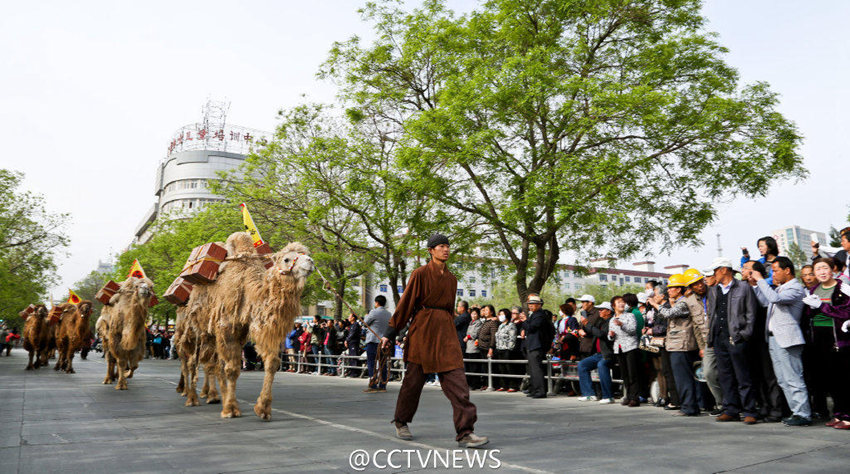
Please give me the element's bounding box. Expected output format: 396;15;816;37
78;300;93;318
272;242;314;283
34;305;48;319
121;276;155;305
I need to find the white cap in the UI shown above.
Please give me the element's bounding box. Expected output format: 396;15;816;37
701;267;715;277
578;294;595;303
710;257;735;272
597;302;612;311
637;293;648;304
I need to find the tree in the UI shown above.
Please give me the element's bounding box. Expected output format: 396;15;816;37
828;226;845;248
324;0;805;304
786;242;808;271
0;169;69;328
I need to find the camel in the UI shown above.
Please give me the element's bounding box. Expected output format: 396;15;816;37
174;297;220;407
95;306;115;383
21;304;49;370
187;231;313;420
54;300;93;373
102;276;154;390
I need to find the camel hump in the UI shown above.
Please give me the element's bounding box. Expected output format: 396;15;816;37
226;231;255;255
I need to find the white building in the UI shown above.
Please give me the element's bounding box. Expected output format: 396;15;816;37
772;225;827;259
133;101;269;244
343;258;672;314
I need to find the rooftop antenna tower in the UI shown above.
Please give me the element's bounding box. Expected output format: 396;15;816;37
200;97;231;150
716;233;722;257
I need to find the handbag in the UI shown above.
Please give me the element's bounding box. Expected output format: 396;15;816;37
639;335;664;353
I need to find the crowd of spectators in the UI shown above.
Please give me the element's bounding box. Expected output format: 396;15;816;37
237;229;850;431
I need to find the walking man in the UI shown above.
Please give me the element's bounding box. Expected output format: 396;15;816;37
752;257;812;426
363;295;392;392
382;233;488;448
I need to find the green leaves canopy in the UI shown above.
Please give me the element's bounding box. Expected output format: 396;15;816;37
323;0;805;302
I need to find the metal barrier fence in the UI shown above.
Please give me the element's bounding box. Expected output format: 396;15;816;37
277;352;622;396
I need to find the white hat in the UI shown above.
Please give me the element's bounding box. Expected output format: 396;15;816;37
710;257;735;272
597;302;612;311
701;267;715;277
637;293;648;304
578;294;595;303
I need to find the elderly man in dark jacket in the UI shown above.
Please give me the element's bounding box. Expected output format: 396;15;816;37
345;314;362;377
525;294;553;399
454;300;471;349
706;258;759;424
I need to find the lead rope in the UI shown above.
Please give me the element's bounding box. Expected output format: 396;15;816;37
313;266;391;388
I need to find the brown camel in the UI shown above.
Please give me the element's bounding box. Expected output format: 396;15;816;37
54;300;93;373
21;305;49;370
174;297;220;407
188;231;313;420
104;276;154;390
96;307;118;384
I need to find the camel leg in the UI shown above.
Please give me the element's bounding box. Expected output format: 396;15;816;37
254;345;281;421
184;349;200;407
26;350;35;370
103;351;116;384
65;347;75;374
203;359;221;404
217;339;242;418
177;351;187;395
115;356;128;390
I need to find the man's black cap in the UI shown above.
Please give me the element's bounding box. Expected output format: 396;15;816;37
427;233;450;249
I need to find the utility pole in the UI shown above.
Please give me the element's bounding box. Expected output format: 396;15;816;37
716;233;723;257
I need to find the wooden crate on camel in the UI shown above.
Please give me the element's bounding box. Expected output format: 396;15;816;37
180;243;228;284
95;280;121;305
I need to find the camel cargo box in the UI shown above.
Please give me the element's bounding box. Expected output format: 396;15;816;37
180;243;228;284
256;242;274;269
48;306;62;325
95;280;121;305
164;277;193;305
21;304;36;320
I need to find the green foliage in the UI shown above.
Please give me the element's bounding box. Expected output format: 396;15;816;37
323;0;806;304
828;225;846;248
0;169;69;329
786;242;808;272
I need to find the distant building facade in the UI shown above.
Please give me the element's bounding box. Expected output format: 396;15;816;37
772;225;827;259
133;101;269;245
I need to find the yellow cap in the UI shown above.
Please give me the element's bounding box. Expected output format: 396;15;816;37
667;273;688;288
683;268;704;286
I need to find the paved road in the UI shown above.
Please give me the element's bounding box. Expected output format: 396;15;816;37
1;349;848;473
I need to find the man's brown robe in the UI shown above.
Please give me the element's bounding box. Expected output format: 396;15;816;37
386;259;463;373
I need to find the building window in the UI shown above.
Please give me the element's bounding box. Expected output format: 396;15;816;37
457;289;464;296
470;276;476;283
625;276;630;282
481;290;487;297
575;284;582;290
379;284;387;293
564;283;570;289
599;274;608;282
469;289;476;297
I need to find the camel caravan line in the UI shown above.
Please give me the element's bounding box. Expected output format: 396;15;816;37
18;204;315;421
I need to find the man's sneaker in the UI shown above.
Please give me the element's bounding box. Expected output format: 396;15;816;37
598;398;614;404
393;422;413;440
577;395;598;402
457;433;489;449
783;415;812;427
709;408;723;416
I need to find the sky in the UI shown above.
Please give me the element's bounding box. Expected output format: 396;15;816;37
1;0;848;297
